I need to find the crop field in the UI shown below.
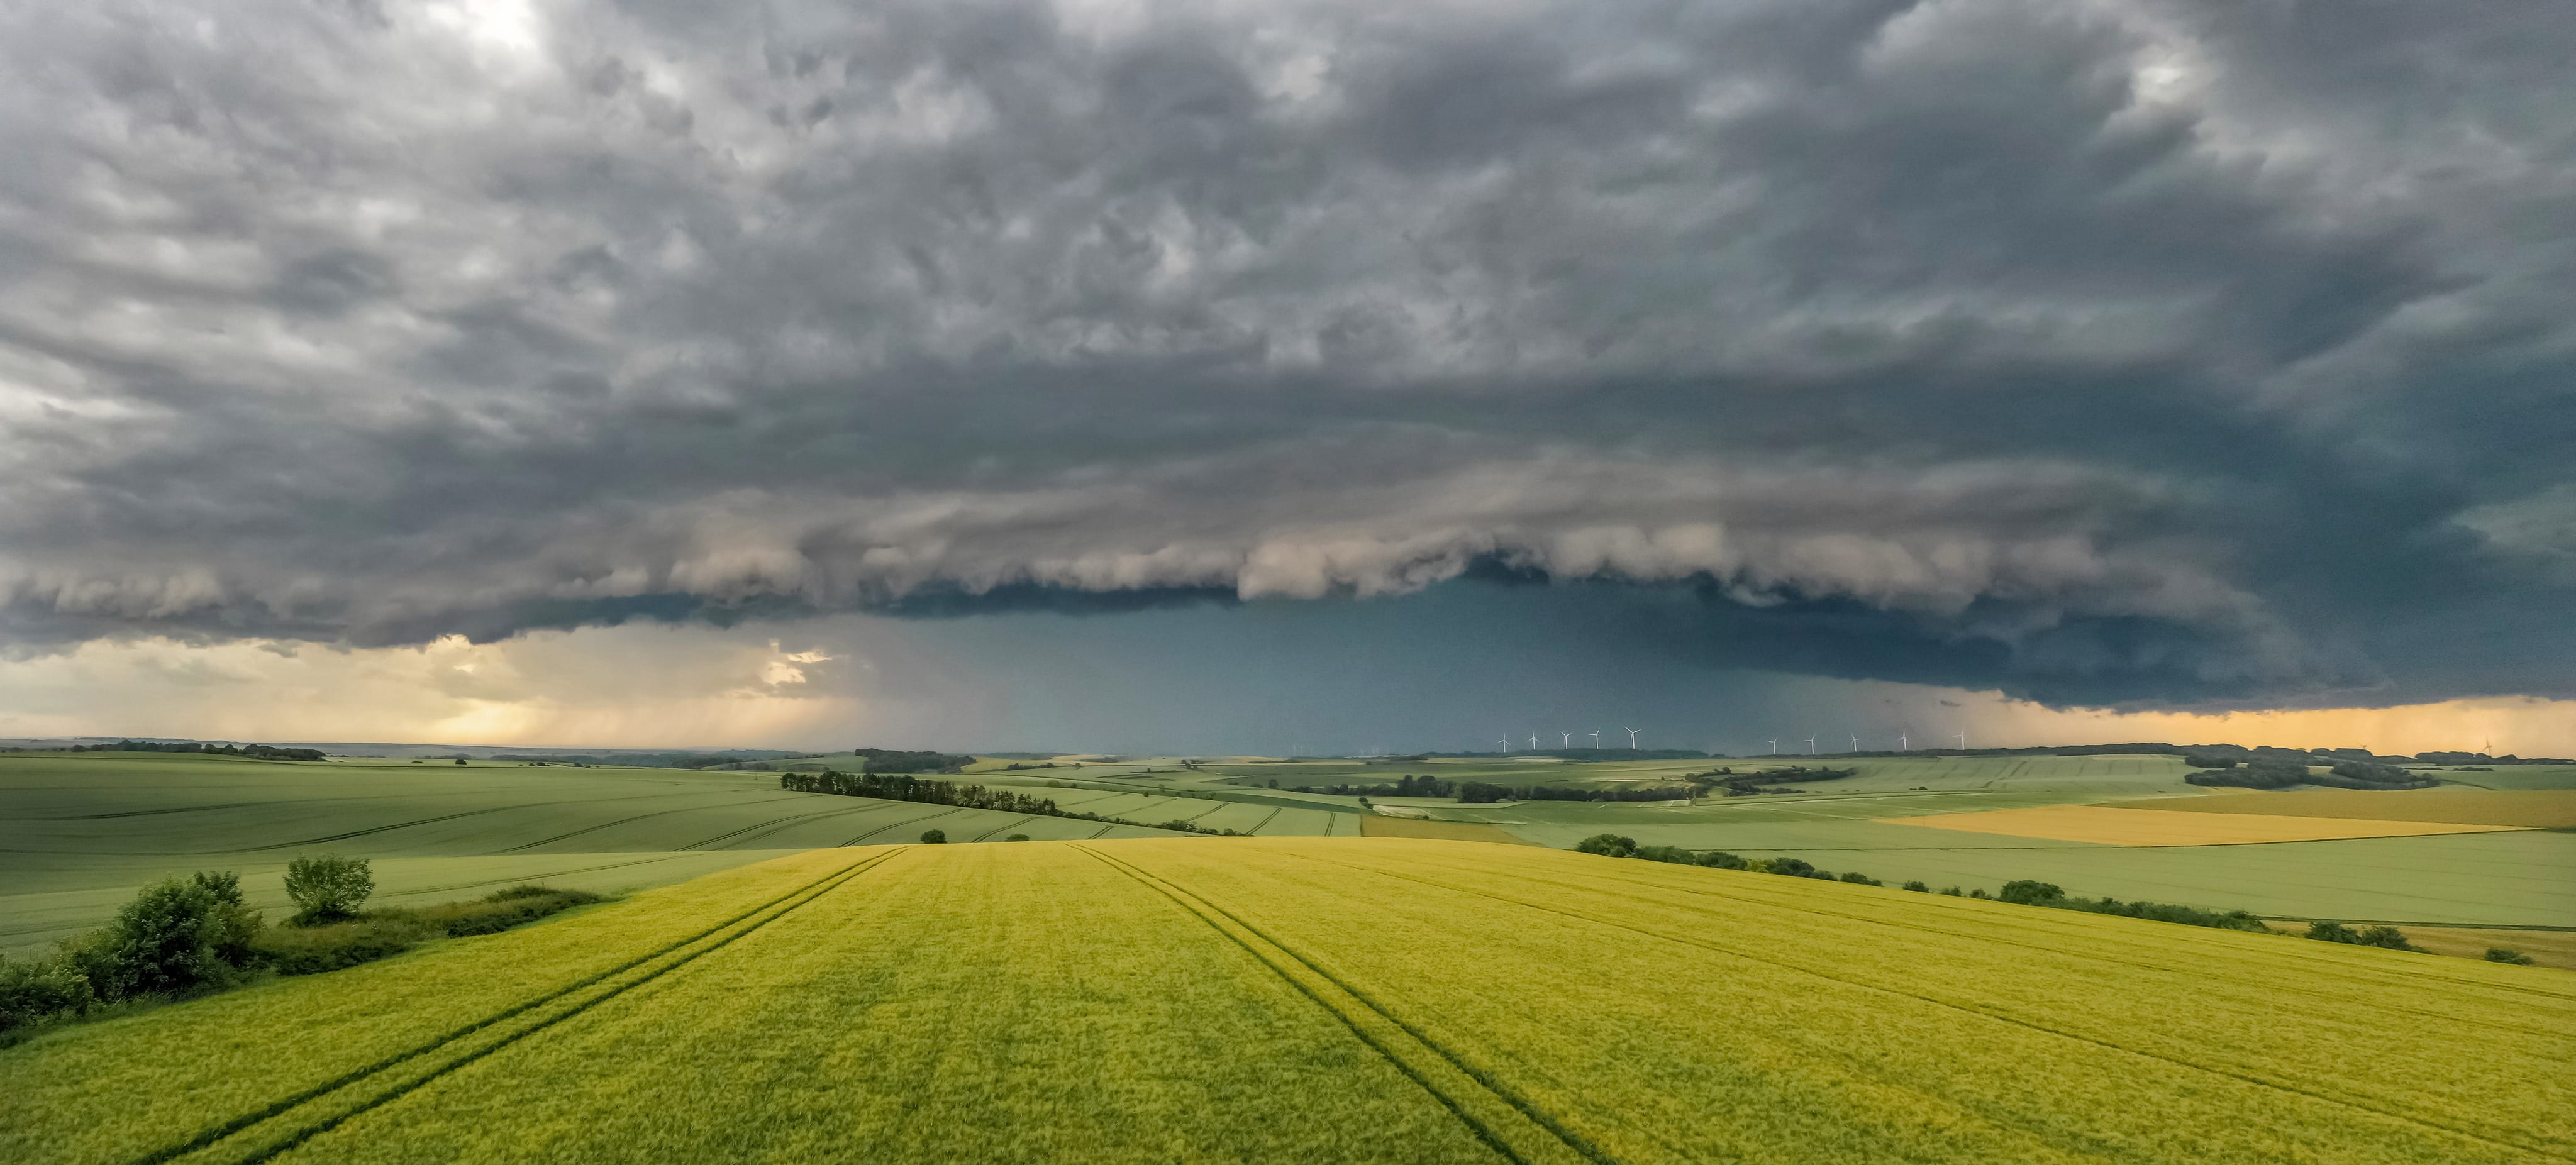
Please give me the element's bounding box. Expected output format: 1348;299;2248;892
0;751;1306;955
1882;803;2525;845
2111;788;2576;827
3;838;2567;1164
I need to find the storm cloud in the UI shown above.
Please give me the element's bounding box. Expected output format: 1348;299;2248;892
2;0;2570;712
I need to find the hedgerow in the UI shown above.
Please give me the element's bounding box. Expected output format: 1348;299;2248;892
782;770;1253;835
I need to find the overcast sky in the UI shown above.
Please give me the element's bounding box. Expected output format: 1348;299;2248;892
3;0;2572;754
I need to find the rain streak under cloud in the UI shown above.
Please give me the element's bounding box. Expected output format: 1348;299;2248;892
3;0;2574;747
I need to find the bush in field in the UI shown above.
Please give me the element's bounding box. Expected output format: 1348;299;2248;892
1765;857;1817;879
284;854;374;924
2353;925;2418;951
1838;871;1881;886
1005;834;1031;842
1999;880;2066;905
1902;881;1929;892
0;956;96;1033
1574;834;1638;858
1631;844;1696;864
919;829;948;844
2181;753;2238;769
2486;948;2534;964
1692;851;1748;870
78;871;262;1001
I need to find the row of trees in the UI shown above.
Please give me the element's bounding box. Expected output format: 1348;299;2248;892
2183;755;2436;790
1;741;326;761
779;771;1250;836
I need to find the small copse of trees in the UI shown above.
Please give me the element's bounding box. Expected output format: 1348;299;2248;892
782;771;1252;836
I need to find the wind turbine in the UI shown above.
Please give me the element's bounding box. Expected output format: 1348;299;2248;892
1498;736;1511;753
1560;731;1573;748
1529;732;1540;751
1591;729;1602;748
1624;727;1641;749
1805;736;1816;756
1768;739;1779;755
1954;731;1967;749
1850;734;1860;753
1899;732;1907;751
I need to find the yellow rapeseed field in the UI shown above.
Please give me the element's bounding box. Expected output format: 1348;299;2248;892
2;839;2567;1164
1879;803;2526;845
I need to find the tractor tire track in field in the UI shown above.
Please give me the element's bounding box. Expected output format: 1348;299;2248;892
679;800;899;850
970;815;1041;842
491;793;809;853
1294;852;2563;1162
1547;863;2576;1020
131;850;902;1165
234;790;728;853
838;805;970;847
1074;845;1607;1165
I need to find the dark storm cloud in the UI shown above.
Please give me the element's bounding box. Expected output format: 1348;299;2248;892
1;0;2570;710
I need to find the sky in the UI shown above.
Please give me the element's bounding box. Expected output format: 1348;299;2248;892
2;0;2572;755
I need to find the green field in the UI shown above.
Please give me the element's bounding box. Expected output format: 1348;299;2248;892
1289;754;2576;927
3;839;2566;1163
1;752;1345;956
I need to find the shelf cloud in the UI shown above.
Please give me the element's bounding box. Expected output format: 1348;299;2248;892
3;0;2570;713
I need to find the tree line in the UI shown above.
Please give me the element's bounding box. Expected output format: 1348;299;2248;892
1;741;326;761
779;771;1252;836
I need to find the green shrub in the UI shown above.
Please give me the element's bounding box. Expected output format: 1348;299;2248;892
1939;886;1963;896
1765;858;1817;879
284;854;374;923
919;829;948;844
2485;948;2535;965
2353;925;2417;951
1838;871;1880;886
2307;920;2358;944
1631;844;1697;865
1574;834;1638;858
1004;833;1032;842
253;886;606;975
0;956;95;1033
1999;880;2066;905
1902;881;1929;892
88;872;263;1000
1968;888;1991;899
1692;851;1748;870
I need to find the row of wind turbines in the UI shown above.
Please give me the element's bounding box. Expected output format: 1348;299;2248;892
1497;728;1642;752
1762;731;1968;755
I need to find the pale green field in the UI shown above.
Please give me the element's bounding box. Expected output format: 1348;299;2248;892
0;751;1299;955
1344;754;2576;925
2;840;2565;1164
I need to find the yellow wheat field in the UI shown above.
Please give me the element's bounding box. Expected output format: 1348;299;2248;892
2111;788;2576;829
3;839;2568;1164
1880;803;2528;846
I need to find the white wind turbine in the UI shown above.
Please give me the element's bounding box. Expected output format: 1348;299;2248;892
1805;736;1816;756
1768;739;1779;755
1498;736;1511;752
1591;729;1602;748
1624;727;1641;749
1954;731;1967;749
1899;732;1908;751
1850;734;1860;753
1529;732;1540;751
1561;731;1574;748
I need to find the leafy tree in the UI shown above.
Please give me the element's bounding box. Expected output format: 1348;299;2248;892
284;854;374;924
2486;948;2535;964
919;829;948;844
1004;834;1031;842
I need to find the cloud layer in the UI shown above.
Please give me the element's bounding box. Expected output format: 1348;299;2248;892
3;0;2570;710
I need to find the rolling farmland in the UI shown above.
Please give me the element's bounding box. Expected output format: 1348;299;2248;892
0;752;1346;956
3;839;2567;1164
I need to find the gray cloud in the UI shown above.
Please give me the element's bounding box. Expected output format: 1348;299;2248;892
1;0;2570;711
